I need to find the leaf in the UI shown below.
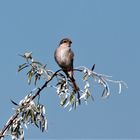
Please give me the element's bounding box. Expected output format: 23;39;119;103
102;88;109;98
85;89;91;99
30;110;35;123
11;99;19;106
42;124;45;132
32;104;39;113
24;52;32;59
34;121;39;128
18;54;25;58
28;71;34;84
18;63;27;68
91;73;97;81
42;106;46;115
18;63;29;72
24;124;28;129
80;92;86;100
25;110;30;121
44;118;48;131
77;92;81;105
39;120;42;131
86;89;94;101
69;93;75;103
32;61;43;66
60;98;67;106
119;83;122;94
74;98;77;109
34;74;39;85
84;81;90;89
71;101;75;109
102;89;107;98
83;73;88;81
91;64;95;71
64;101;70;108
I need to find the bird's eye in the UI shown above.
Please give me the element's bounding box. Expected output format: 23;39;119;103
63;40;67;43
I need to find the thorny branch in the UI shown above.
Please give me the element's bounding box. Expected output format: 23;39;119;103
0;52;127;140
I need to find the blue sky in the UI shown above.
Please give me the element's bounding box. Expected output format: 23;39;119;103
0;0;140;139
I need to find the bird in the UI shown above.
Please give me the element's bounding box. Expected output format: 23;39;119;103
54;38;80;104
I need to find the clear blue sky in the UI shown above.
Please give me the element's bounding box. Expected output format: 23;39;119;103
0;0;139;139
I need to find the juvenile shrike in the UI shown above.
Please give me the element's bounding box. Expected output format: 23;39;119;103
54;38;80;103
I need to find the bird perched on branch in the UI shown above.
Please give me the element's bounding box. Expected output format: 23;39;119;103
54;38;80;104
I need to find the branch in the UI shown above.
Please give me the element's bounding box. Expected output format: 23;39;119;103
31;69;62;101
0;69;62;139
0;113;19;139
0;53;127;139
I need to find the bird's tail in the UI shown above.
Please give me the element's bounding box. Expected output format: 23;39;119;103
70;76;79;91
64;70;79;90
64;70;81;105
71;77;81;105
63;70;81;104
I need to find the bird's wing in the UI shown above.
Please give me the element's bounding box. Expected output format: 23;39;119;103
70;49;74;69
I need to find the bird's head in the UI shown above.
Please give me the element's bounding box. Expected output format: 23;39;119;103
59;38;72;47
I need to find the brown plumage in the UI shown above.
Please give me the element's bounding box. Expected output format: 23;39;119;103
54;38;80;103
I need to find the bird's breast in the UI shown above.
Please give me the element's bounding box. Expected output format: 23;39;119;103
60;48;68;60
55;47;72;68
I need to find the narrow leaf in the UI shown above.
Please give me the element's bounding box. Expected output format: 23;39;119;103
18;63;29;72
25;110;30;121
28;71;34;84
34;74;39;85
91;64;95;71
102;88;108;98
60;98;67;106
11;99;19;106
34;121;39;128
119;83;122;94
32;61;43;66
83;73;88;81
70;93;75;103
30;110;35;123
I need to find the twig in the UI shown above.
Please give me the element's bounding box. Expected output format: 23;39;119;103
0;65;127;139
0;113;19;139
0;69;62;139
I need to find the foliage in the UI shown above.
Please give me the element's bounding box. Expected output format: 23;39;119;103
0;52;127;140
